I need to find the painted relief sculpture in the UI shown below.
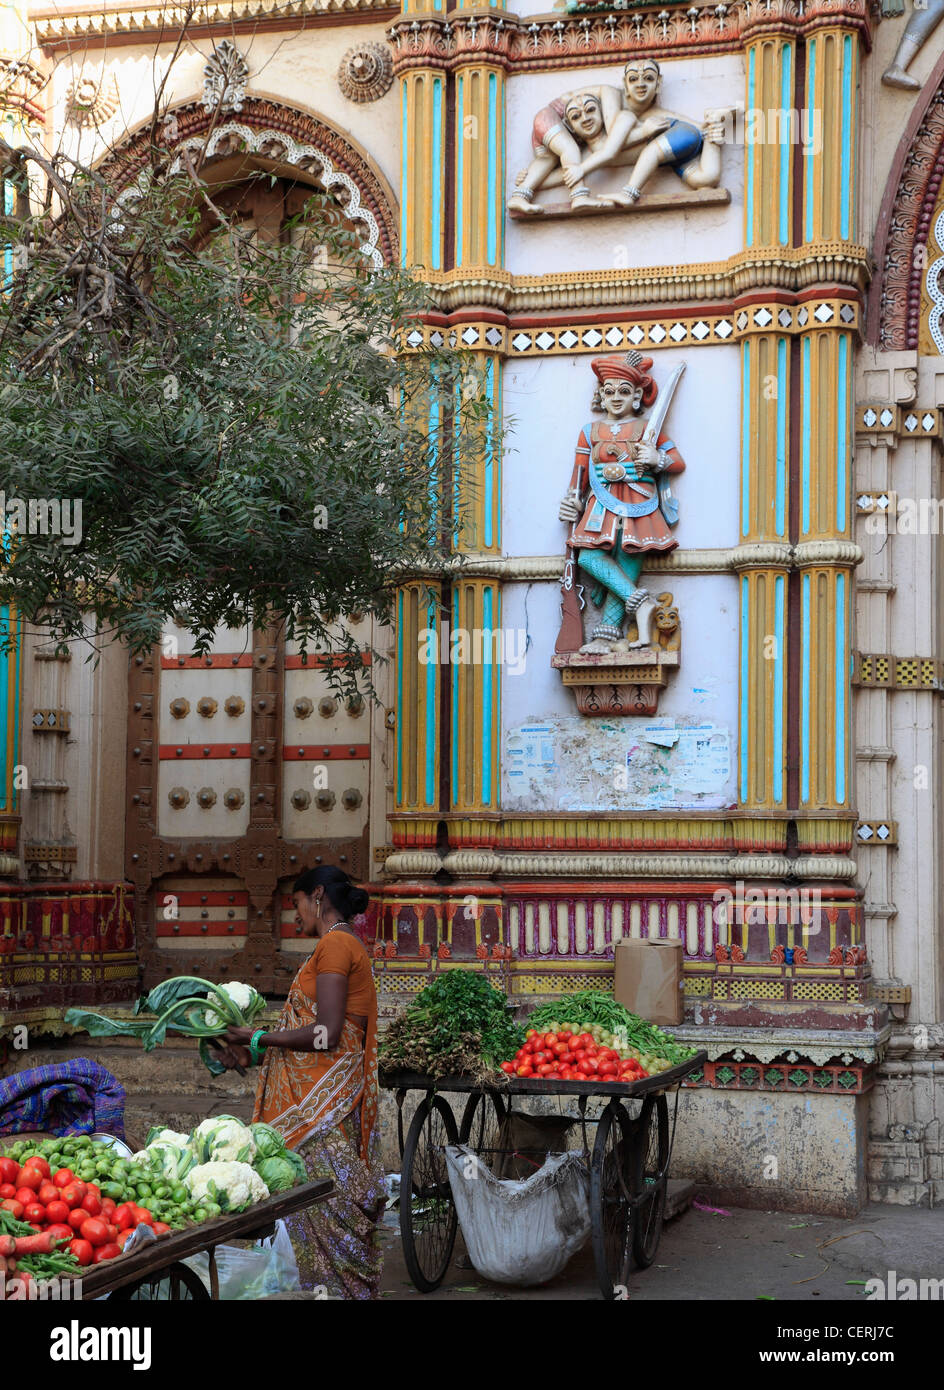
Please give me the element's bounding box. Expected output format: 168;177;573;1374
552;352;683;716
508;59;729;216
882;0;944;90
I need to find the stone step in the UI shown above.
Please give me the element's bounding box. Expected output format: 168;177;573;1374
664;1177;696;1221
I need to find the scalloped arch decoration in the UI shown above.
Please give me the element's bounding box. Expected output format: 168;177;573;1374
104;96;399;271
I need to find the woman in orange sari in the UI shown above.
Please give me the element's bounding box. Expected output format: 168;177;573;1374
220;866;385;1299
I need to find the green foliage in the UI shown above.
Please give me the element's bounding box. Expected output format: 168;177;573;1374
380;970;524;1077
0;142;496;692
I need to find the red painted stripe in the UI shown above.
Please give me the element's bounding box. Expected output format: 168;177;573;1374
161;654;254;669
282;744;369;760
159;744;252;759
284;652;371;669
156;923;248;937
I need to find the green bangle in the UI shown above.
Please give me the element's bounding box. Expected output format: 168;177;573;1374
249;1028;267;1063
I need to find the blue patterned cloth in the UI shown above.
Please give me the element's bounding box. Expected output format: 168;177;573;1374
0;1059;126;1139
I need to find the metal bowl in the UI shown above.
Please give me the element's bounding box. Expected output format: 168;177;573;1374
89;1132;133;1157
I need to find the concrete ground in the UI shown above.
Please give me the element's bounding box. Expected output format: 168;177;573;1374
377;1199;944;1301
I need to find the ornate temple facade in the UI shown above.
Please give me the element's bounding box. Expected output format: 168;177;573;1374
0;0;942;1211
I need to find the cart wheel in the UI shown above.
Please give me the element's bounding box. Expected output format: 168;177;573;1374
109;1261;210;1301
590;1100;635;1300
400;1094;459;1293
631;1094;670;1270
458;1091;506;1158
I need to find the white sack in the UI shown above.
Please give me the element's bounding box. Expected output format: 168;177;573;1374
444;1143;591;1286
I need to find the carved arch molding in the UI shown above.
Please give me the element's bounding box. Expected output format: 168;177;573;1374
103;97;399;270
870;58;944;351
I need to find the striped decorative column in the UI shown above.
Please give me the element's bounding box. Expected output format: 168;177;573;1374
801;20;858;248
398;60;446;273
450;578;500;815
737;8;796;818
394;581;442;821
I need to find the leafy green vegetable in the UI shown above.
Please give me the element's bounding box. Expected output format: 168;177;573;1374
255;1156;297;1193
379;972;524;1081
525;991;696;1066
250;1123;288;1161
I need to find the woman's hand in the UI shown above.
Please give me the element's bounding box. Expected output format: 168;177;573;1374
224;1025;257;1046
216;1043;252;1071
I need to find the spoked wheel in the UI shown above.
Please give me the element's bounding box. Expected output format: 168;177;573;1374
400;1094;459;1292
109;1262;210;1301
631;1094;670;1269
590;1100;635;1300
458;1091;507;1160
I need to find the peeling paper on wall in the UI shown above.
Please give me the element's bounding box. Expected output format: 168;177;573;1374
642;720;680;749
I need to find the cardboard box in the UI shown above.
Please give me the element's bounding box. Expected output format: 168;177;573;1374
613;938;683;1025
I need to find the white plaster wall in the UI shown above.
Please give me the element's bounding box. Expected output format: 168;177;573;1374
502;345;740;557
47;27;401;198
504;54;744;276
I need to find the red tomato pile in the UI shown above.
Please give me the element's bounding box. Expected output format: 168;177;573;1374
500;1029;649;1083
0;1154;169;1266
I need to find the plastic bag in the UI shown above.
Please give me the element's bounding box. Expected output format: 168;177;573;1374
444;1144;591;1286
184;1218;300;1299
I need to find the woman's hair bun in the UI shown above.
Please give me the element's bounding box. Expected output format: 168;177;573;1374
342;882;370;917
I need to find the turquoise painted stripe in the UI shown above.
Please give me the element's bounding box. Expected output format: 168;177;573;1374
840;35;853;241
778;46;792;246
482;586;494;806
456;76;464;269
451;590;459;801
453;380;461;549
425;599;437;805
801;573;811;802
401;85;408;267
801;337;811;534
487;72;499;266
775;336;787;536
835;573;846;803
484;357;495;548
739;576;750;802
805;40;816;242
500;85;506;263
429;382;441;547
741;341;751;537
746;47;756;247
836;335;848;531
773;576;785;804
396;590;404;804
431;79;443;271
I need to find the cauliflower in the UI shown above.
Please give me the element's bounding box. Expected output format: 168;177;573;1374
144;1140;195;1183
203;980;262;1029
185;1160;269;1212
192;1115;257;1165
146;1127;191;1148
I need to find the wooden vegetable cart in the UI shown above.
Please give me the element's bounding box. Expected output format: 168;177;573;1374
383;1051;706;1300
58;1179;334;1300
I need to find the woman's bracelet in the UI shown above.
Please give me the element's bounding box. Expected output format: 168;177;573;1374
249;1028;268;1064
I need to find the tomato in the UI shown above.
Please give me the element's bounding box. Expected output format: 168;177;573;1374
15;1167;41;1192
583;1057;600;1073
526;1029;538;1039
516;1066;533;1078
24;1203;47;1225
46;1224;74;1242
16;1186;39;1207
68;1238;94;1266
0;1158;20;1185
80;1217;109;1247
500;1061;515;1074
94;1242;122;1264
38;1181;59;1206
114;1204;136;1230
1;1198;24;1219
101;1198;117;1217
552;1041;569;1057
560;1051;576;1065
153;1222;171;1235
53;1168;75;1189
0;1183;15;1201
45;1199;70;1224
545;1071;561;1080
79;1192;102;1218
543;1033;557;1048
576;1033;594;1049
86;1183;101;1201
22;1157;50;1179
60;1182;86;1208
598;1060;618;1076
68;1208;88;1231
537;1063;554;1075
557;1030;572;1042
132;1207;153;1227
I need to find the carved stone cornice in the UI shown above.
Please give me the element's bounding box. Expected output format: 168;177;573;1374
728;543;794;572
387;0;871;76
385;849;859;879
792;540;864;568
418;258;869;318
33;0;397;48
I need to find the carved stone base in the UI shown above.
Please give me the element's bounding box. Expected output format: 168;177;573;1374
509;186;731;221
551;649;679;716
